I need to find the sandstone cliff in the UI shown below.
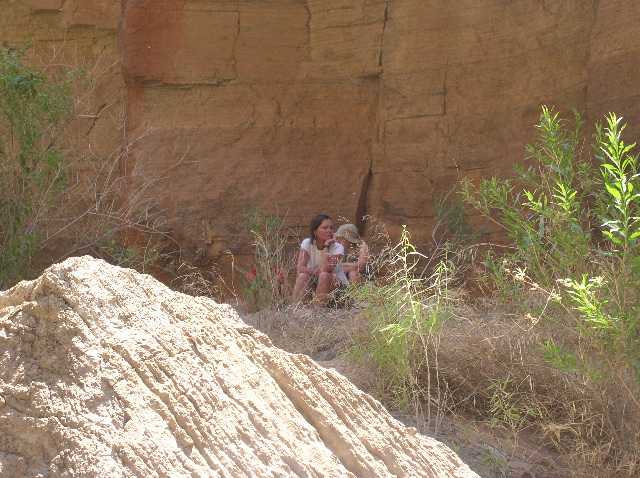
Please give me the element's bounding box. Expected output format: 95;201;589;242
0;256;478;477
3;0;640;284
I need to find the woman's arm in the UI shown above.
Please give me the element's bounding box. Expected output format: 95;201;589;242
297;248;319;275
319;235;340;273
321;251;342;272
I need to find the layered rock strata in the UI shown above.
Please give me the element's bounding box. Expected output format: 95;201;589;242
4;1;640;285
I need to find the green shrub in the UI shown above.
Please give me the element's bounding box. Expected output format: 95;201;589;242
462;106;640;471
0;44;174;289
464;107;640;379
461;107;592;287
0;44;84;287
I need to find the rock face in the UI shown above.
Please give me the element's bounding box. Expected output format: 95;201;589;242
0;256;478;477
5;1;640;283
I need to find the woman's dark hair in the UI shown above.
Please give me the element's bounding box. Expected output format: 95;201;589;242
309;214;331;244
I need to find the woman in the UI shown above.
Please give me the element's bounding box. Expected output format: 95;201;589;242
292;215;347;307
335;223;370;285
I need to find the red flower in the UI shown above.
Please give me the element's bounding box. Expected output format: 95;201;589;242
246;265;284;282
246;268;258;282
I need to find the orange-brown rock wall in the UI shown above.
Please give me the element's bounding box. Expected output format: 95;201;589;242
120;0;387;278
5;0;640;288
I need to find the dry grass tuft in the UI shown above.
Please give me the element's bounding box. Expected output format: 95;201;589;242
420;295;640;477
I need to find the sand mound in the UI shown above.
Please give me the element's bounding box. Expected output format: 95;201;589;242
0;256;477;477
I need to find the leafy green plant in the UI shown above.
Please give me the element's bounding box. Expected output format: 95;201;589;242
0;44;84;287
594;114;640;262
461;106;592;288
539;338;604;382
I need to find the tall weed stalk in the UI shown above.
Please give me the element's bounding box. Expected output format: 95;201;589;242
242;209;294;312
348;227;459;428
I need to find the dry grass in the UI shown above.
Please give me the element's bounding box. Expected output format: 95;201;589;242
410;295;640;477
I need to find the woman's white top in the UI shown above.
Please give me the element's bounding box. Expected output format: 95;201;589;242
301;238;348;283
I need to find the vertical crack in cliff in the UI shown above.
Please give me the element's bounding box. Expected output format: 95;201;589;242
355;166;372;233
303;2;312;41
377;0;389;74
232;10;240;81
443;58;449;116
359;0;390;232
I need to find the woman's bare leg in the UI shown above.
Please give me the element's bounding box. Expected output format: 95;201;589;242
314;272;339;308
292;273;312;305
